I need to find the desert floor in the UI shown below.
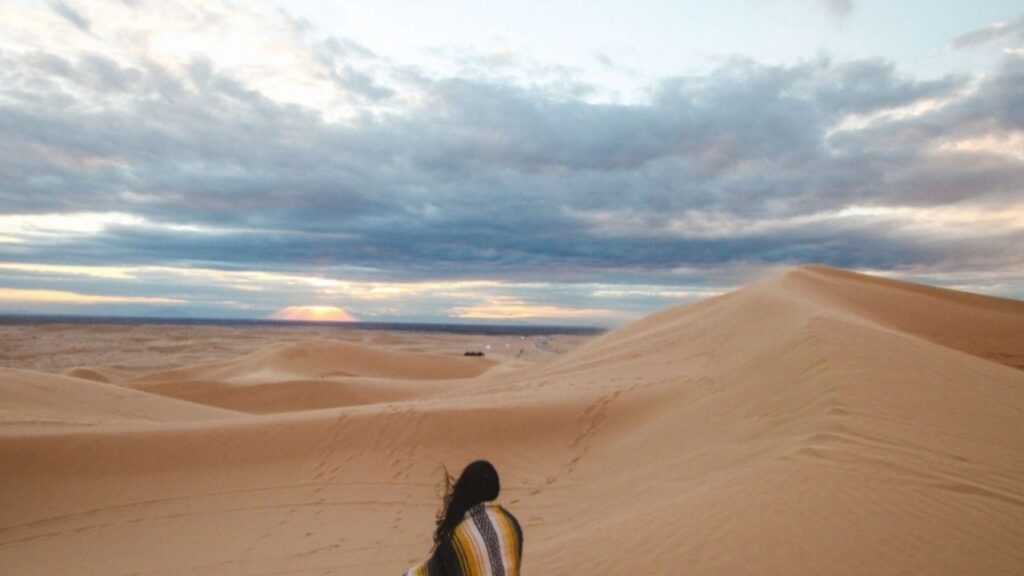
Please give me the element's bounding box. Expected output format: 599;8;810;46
2;265;1023;575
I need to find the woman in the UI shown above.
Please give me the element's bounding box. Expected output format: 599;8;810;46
404;460;523;576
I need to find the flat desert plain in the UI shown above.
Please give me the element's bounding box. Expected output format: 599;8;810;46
2;265;1023;575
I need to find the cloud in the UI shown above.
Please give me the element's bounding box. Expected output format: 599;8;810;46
952;14;1024;49
448;298;625;321
51;1;91;32
0;287;182;304
0;0;1022;322
824;0;853;18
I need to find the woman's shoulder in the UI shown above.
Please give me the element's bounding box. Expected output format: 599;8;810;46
495;502;520;519
457;502;522;536
494;503;522;534
463;501;517;520
493;503;520;525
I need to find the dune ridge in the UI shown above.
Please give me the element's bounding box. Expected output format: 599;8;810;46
135;339;496;384
119;340;495;414
1;265;1022;575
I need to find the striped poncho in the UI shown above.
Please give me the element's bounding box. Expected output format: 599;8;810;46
404;502;523;576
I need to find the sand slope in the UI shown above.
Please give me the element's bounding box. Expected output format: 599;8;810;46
122;340;495;414
132;377;440;414
134;339;496;384
1;265;1022;575
0;368;239;431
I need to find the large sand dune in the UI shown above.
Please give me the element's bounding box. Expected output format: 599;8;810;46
1;265;1022;575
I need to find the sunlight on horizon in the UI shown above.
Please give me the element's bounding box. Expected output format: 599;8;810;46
269;305;358;322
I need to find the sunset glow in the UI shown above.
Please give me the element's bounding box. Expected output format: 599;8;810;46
269;306;357;322
449;299;625;321
0;288;183;305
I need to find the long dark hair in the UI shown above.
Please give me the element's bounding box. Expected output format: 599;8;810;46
433;460;500;548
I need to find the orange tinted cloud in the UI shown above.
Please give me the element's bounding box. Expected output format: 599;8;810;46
449;297;624;321
0;288;182;304
269;305;357;322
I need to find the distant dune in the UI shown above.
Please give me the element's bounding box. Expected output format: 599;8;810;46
122;340;497;413
1;265;1022;575
0;368;239;430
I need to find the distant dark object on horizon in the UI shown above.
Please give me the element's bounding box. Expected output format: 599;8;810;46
463;351;486;357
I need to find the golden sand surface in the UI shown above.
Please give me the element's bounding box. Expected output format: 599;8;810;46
2;265;1023;575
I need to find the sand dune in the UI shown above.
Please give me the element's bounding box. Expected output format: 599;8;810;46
134;339;496;384
132;377;436;414
0;368;238;430
1;265;1022;575
62;366;141;384
122;340;496;414
785;265;1024;368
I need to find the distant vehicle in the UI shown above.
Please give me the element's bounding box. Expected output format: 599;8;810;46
463;351;486;357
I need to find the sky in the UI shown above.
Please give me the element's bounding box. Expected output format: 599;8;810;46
0;0;1022;325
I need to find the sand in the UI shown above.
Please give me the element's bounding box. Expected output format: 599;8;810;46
1;265;1022;575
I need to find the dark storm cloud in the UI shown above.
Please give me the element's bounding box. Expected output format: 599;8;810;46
0;12;1022;295
822;56;1024;211
811;58;963;114
0;204;966;284
953;56;1024;132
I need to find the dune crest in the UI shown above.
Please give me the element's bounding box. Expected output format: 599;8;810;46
121;339;497;414
781;265;1024;368
136;339;496;383
1;265;1022;575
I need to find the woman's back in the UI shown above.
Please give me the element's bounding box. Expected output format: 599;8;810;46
448;502;522;575
406;502;523;576
404;460;523;576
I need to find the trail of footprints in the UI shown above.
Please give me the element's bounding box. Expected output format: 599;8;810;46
284;380;652;560
296;404;422;560
534;375;655;496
